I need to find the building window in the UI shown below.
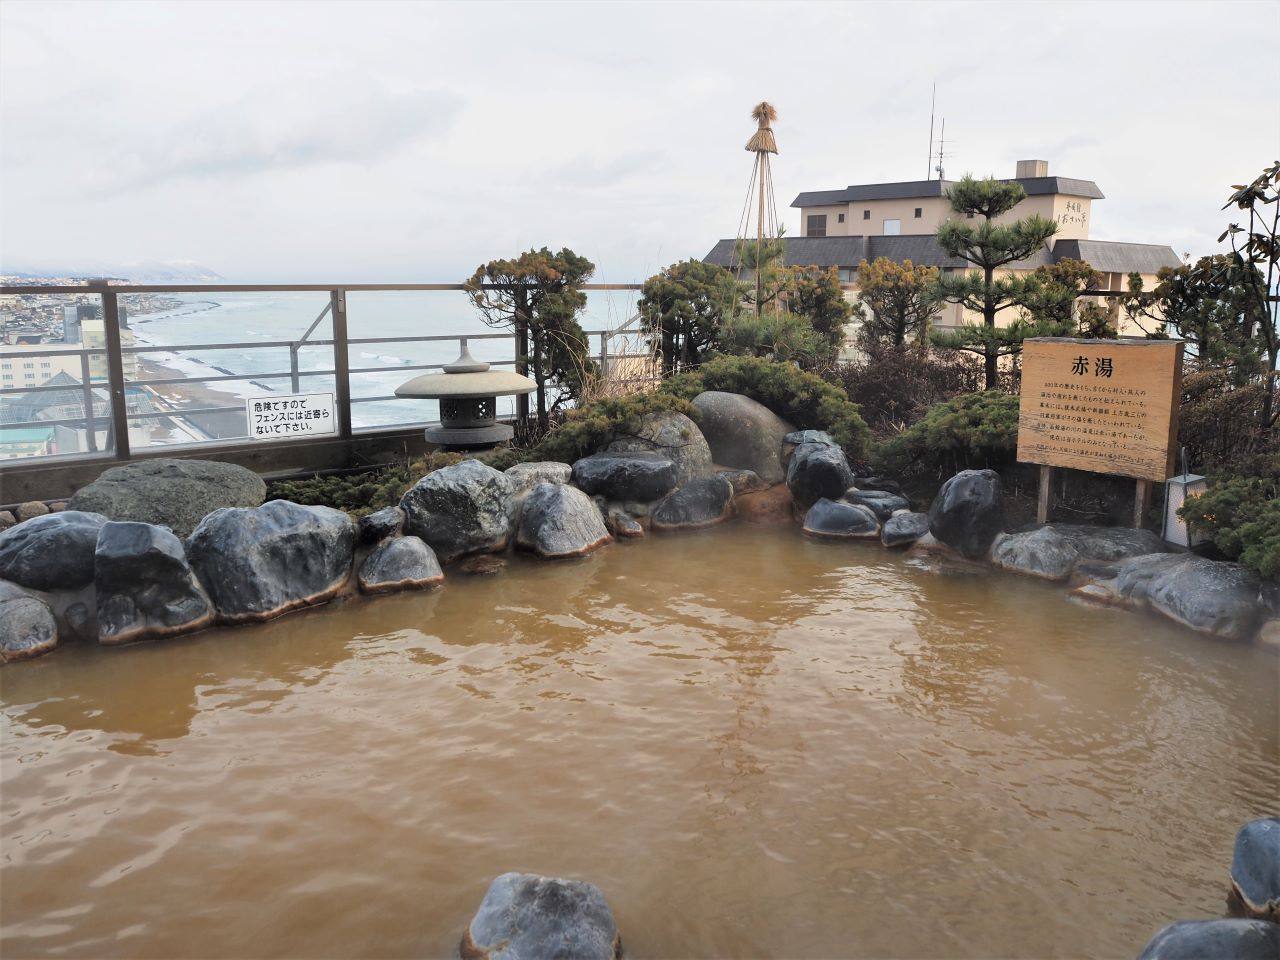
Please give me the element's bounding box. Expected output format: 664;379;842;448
883;219;901;236
23;363;34;369
806;214;827;237
914;207;922;218
24;373;35;379
40;361;51;368
837;213;844;223
863;210;870;220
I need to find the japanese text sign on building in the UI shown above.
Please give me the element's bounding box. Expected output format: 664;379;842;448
1017;338;1184;483
246;393;336;440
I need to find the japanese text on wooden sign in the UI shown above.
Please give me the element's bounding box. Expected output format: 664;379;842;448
1017;338;1184;482
246;393;336;440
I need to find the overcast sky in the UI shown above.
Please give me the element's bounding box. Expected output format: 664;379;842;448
2;0;1278;282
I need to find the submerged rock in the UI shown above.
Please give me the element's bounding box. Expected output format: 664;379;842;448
505;461;573;497
461;872;620;960
571;452;678;503
357;536;443;594
356;506;404;546
1076;553;1267;642
608;511;645;539
882;511;931;547
606;410;712;486
844;489;911;520
1231;818;1280;920
1136;919;1280;960
95;521;214;645
517;483;612;559
928;469;1005;561
0;580;58;663
786;441;855;510
68;457;266;538
990;524;1166;582
692;391;794;483
651;475;734;531
803;498;880;540
187;500;354;623
0;511;107;591
400;460;517;564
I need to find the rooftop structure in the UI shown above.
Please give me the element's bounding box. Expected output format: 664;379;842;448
704;159;1181;333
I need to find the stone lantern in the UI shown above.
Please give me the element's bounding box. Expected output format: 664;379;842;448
395;341;536;448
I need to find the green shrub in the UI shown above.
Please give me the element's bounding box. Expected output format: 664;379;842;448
1179;474;1280;578
661;354;871;462
1179;370;1278;479
872;391;1020;479
482;391;698;471
266;451;464;517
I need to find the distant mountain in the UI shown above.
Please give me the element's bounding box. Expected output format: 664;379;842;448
2;259;225;283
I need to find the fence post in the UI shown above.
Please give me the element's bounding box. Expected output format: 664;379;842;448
100;289;131;460
78;351;98;453
331;289;353;439
598;332;608;375
289;344;300;393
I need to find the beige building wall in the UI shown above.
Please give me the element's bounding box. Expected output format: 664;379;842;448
801;191;1093;240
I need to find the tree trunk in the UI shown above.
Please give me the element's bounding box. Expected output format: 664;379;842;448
984;265;998;389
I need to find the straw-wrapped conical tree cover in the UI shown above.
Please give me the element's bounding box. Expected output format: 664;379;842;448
745;101;778;154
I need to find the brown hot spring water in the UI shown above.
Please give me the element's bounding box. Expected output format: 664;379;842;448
1;524;1277;958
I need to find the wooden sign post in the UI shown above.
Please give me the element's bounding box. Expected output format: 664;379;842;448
1017;338;1184;528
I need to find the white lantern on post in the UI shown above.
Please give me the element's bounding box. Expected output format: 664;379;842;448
1163;468;1210;548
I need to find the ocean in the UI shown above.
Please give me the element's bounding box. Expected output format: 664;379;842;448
127;289;645;430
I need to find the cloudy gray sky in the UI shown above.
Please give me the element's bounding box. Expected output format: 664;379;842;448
2;0;1277;282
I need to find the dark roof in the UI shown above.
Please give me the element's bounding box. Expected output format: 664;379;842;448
792;176;1105;208
1051;239;1181;274
702;236;869;269
702;235;1050;271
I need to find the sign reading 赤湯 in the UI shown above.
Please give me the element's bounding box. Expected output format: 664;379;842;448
1017;338;1184;482
246;392;336;440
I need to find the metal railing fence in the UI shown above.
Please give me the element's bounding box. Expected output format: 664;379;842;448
0;282;652;466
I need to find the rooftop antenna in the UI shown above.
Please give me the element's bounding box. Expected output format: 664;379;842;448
934;118;955;182
732;101;781;320
927;82;936;180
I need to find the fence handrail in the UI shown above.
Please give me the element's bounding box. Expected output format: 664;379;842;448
0;282;644;295
0;284;657;467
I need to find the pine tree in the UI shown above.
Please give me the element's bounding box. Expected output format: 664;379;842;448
931;175;1058;388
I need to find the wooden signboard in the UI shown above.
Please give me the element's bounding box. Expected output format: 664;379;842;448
1017;338;1184;525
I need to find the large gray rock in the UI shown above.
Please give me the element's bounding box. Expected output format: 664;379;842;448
186;500;354;623
68;458;266;538
786;441;855;510
651;475;735;531
95;521;214;645
505;461;573;497
357;536;443;594
1232;818;1280;919
606;410;712;486
844;489;911;520
882;511;931;547
803;498;880;540
1137;919;1280;960
0;580;58;663
990;523;1166;582
571;452;678;503
928;469;1005;561
717;468;764;496
461;872;620;960
356;506;404;546
400;460;517;564
0;511;107;590
517;483;612;559
691;391;794;483
1076;553;1267;642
